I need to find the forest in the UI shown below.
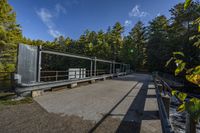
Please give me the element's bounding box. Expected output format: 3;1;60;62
0;0;199;75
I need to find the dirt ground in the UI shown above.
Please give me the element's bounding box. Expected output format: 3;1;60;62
0;101;132;133
0;101;94;133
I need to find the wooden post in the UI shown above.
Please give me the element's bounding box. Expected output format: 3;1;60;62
186;113;196;133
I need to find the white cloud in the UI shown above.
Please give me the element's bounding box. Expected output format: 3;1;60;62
129;5;148;17
124;20;132;27
36;6;64;38
55;3;67;14
36;8;54;28
48;29;62;38
157;13;161;17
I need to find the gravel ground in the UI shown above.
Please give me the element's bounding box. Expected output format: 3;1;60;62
0;101;94;133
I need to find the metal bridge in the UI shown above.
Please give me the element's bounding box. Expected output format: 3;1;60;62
1;44;185;133
15;44;130;94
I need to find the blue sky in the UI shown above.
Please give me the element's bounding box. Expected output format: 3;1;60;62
9;0;184;41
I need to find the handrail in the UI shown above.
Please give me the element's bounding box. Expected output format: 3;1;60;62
154;73;200;133
39;69;113;82
156;75;200;99
154;81;174;133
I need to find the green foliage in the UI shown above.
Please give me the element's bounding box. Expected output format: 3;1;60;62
185;98;200;122
177;92;187;101
147;15;170;71
184;0;192;9
175;62;186;76
0;97;33;105
171;90;177;96
177;102;186;112
165;0;200;123
121;21;147;70
0;0;22;72
173;52;184;57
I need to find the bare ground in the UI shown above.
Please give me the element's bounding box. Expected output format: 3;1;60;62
0;101;95;133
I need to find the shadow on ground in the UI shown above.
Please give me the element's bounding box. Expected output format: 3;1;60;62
90;74;160;133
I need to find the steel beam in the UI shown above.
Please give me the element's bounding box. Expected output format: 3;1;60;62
42;50;92;60
37;46;42;82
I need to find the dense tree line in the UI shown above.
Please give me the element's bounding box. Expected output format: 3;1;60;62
0;0;199;75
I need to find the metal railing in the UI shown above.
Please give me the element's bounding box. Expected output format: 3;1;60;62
155;74;200;99
40;69;113;82
154;73;200;133
153;75;174;133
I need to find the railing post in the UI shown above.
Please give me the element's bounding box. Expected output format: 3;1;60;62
90;60;93;77
75;70;76;79
55;71;58;81
94;57;96;76
161;95;170;118
110;63;112;74
128;64;130;73
186;113;196;133
37;46;42;82
113;61;115;74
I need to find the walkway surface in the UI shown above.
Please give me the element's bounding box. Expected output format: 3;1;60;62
35;73;162;133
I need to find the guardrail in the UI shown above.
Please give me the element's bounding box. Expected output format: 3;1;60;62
40;69;112;82
153;76;174;133
154;73;199;133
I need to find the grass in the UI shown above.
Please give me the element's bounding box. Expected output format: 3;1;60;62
0;92;33;105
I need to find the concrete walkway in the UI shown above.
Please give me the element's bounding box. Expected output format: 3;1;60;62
35;74;162;133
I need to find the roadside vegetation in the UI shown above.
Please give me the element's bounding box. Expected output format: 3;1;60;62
0;92;33;106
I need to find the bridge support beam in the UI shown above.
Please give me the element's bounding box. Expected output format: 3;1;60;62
89;79;95;84
68;83;77;88
32;90;44;98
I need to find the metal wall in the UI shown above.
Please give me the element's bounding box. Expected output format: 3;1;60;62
17;44;38;84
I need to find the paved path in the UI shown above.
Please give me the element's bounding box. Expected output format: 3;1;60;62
35;73;162;133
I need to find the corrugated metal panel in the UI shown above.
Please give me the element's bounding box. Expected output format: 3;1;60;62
17;44;38;84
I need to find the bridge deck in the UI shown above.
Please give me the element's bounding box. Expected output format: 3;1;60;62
35;74;162;133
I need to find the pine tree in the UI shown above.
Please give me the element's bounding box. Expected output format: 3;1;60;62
128;21;147;70
147;16;170;72
0;0;22;72
110;22;124;61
